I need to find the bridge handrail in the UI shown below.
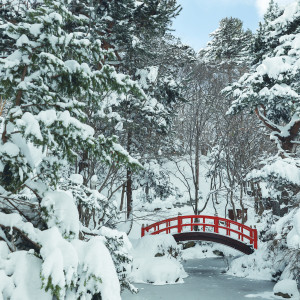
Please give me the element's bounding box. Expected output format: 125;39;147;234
141;214;257;249
144;215;253;232
152;224;253;241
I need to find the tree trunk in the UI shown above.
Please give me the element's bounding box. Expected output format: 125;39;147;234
239;184;246;224
126;169;132;219
119;184;125;211
126;130;133;219
230;191;237;221
194;120;200;215
194;140;199;215
194;124;200;231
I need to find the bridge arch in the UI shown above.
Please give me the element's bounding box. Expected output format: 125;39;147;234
141;215;257;255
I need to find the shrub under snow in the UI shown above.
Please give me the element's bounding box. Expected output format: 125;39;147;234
0;189;123;300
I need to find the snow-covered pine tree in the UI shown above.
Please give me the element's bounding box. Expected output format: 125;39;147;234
59;174;136;293
0;0;144;298
224;0;300;282
0;0;27;58
199;17;253;80
0;0;142;193
70;0;186;217
225;1;300;165
252;0;283;65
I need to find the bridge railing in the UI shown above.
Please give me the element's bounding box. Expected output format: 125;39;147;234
141;215;257;249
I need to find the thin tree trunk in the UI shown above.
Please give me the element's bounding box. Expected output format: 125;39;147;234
230;191;237;221
194;124;200;231
120;184;125;211
126;130;133;219
240;184;246;224
194;120;200;215
126;169;132;219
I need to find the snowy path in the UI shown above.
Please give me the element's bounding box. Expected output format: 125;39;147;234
122;258;276;300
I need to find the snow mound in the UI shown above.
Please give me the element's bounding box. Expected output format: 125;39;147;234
131;257;186;285
273;279;300;299
130;234;187;285
227;244;276;281
133;234;179;258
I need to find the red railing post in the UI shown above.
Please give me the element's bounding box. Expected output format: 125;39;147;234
226;221;230;236
203;217;206;232
178;215;182;233
191;218;193;231
214;217;219;233
253;228;258;249
141;224;145;237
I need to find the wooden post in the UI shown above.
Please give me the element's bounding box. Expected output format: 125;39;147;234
141;224;145;237
178;214;182;233
214;217;219;233
253;227;258;249
226;221;230;236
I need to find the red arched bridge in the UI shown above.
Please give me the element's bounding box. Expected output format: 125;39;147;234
141;215;257;255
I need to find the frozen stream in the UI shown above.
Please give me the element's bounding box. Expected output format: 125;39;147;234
122;257;276;300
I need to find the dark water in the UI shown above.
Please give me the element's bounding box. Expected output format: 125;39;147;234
122;258;275;300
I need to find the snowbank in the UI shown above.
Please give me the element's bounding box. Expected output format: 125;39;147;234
227;244;276;281
273;279;300;299
131;257;186;285
130;234;187;285
133;234;179;258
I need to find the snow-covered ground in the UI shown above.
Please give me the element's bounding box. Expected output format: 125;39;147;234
117;154;300;299
122;257;277;300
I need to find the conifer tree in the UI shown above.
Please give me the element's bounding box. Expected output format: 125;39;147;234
200;17;253;80
226;2;300;156
0;0;145;298
69;0;186;216
224;1;300;215
252;0;283;64
0;0;141;193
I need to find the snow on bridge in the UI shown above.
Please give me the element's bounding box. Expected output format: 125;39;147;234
141;215;258;255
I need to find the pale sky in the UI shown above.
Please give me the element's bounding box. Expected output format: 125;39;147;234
172;0;295;51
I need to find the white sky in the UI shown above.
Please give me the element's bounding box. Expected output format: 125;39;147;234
256;0;295;16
